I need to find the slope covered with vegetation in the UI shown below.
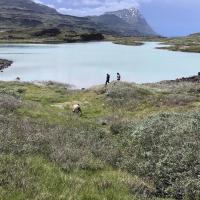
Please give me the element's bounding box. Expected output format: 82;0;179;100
0;28;105;44
158;33;200;53
0;80;200;200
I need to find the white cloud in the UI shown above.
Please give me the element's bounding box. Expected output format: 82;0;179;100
47;4;56;8
57;0;141;16
32;0;159;16
33;0;44;4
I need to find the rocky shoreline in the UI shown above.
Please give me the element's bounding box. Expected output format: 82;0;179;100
0;59;13;71
160;73;200;84
174;74;200;82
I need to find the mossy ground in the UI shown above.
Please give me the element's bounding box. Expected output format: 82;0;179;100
1;80;200;199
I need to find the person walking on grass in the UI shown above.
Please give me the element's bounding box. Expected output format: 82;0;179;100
117;73;121;81
105;73;110;85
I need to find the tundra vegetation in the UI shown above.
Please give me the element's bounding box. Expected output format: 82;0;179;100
157;33;200;53
0;28;105;44
0;80;200;200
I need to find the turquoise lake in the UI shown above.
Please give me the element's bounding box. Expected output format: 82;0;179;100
0;42;200;88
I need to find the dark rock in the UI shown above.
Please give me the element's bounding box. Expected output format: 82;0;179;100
32;28;61;37
46;81;54;86
102;121;107;126
80;33;104;41
164;73;200;83
0;59;13;70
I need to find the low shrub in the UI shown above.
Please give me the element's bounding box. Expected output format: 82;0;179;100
160;94;198;107
0;94;21;112
126;111;200;199
105;82;153;113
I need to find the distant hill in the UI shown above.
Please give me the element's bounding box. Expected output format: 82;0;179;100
0;0;98;33
0;0;58;14
90;8;157;36
188;33;200;37
0;0;157;37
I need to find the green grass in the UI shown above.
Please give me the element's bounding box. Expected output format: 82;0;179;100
1;80;200;199
1;155;146;200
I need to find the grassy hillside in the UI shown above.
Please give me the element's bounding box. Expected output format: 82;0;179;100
0;80;200;199
158;34;200;53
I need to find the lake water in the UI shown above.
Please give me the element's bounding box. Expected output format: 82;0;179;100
0;42;200;88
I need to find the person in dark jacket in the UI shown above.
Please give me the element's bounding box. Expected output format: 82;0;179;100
105;73;110;85
117;73;121;81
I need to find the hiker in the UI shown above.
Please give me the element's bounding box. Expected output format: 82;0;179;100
73;104;82;116
117;73;121;81
105;74;110;85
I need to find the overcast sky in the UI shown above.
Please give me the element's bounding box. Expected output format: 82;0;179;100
34;0;200;37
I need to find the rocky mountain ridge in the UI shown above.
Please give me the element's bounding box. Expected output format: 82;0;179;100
0;0;157;37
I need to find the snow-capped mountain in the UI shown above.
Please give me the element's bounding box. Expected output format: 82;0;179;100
105;7;156;36
0;0;156;37
106;7;142;24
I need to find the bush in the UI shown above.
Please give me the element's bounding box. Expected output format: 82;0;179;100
161;94;198;107
110;122;126;135
0;94;21;112
105;82;152;111
126;112;200;199
0;114;106;171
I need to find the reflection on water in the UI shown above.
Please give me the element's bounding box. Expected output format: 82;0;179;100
0;42;200;88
